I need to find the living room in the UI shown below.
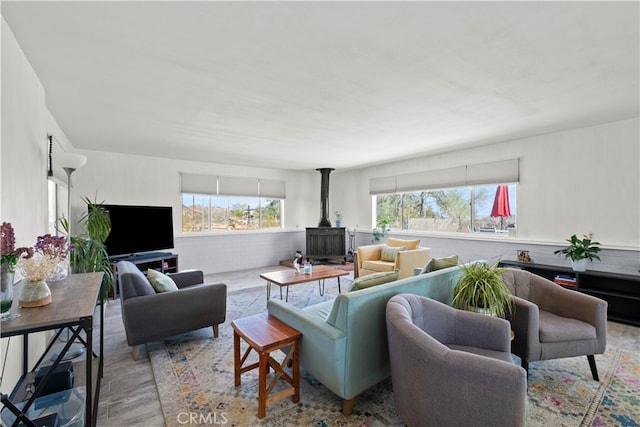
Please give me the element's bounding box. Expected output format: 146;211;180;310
1;1;639;426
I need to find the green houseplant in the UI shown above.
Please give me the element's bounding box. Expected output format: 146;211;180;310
452;262;513;318
554;234;601;272
372;215;392;242
335;211;343;228
62;197;115;299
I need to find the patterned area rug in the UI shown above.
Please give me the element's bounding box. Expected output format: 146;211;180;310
149;282;639;427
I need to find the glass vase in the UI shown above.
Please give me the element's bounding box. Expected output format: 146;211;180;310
1;264;20;321
54;258;69;281
19;279;52;308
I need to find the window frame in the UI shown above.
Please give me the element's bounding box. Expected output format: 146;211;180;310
182;193;283;233
374;183;516;236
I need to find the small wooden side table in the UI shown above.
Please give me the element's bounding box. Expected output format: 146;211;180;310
231;313;302;419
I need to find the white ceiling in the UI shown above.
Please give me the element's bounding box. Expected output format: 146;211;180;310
2;1;638;171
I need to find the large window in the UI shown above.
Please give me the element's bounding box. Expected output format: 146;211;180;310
180;173;285;232
182;194;282;232
47;179;68;234
375;184;516;234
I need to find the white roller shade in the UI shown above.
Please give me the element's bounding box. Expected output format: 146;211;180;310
259;179;286;199
180;173;218;195
369;176;397;195
370;159;519;195
396;166;467;192
218;176;259;197
466;159;520;186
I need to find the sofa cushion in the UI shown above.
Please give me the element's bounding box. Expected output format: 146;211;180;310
380;245;407;262
362;260;396;273
147;269;179;293
538;310;597;342
421;255;459;274
387;237;420;250
349;270;400;292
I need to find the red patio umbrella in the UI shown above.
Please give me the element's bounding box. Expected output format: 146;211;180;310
490;185;511;229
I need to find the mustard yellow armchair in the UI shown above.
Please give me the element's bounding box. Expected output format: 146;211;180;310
355;237;431;280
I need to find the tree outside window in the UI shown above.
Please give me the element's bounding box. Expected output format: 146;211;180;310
183;194;282;232
375;184;516;234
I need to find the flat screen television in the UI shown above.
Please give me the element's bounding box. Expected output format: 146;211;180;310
97;204;174;258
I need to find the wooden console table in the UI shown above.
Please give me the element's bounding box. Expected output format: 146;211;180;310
499;260;640;326
0;273;104;427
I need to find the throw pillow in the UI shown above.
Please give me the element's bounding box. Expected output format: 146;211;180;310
349;270;400;292
147;269;179;293
380;245;408;262
421;255;459;274
386;237;420;250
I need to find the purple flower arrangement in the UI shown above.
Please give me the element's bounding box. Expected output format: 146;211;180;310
19;234;74;260
1;222;19;271
2;222;76;281
16;233;74;282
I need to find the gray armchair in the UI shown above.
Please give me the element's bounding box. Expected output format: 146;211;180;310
117;261;227;360
501;268;607;380
386;294;527;427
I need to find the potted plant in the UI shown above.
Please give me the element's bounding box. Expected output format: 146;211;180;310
554;234;601;272
452;262;513;318
372;215;392;242
61;197;115;299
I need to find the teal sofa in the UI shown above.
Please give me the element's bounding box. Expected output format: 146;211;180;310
266;264;466;415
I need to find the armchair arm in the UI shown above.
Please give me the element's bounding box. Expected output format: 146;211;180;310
167;269;204;289
529;276;607;328
356;245;383;265
395;248;432;279
507;296;540;362
442;351;527;426
355;245;383;278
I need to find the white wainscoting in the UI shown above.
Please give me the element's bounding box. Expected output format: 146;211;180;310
174;230;639;277
174;230;307;274
355;232;640;276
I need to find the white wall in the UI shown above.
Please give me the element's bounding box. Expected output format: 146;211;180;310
69;150;326;271
351;230;639;276
72;118;640;275
0;17;63;394
333;118;640;249
2;10;639;394
72;150;320;231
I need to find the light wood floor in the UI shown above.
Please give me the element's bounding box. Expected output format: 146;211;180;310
94;265;640;427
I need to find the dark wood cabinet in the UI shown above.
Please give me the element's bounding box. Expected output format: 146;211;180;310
499;260;640;326
306;228;346;259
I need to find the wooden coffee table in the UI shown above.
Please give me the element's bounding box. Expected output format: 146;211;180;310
260;265;349;302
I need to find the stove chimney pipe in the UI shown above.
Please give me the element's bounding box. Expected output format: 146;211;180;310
316;168;334;227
